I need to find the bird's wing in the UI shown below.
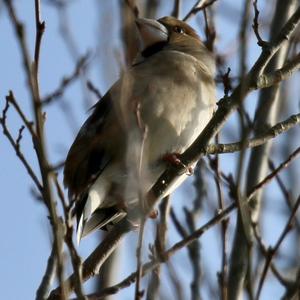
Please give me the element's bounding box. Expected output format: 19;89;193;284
63;90;121;200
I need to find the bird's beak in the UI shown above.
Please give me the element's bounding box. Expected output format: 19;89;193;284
135;18;168;50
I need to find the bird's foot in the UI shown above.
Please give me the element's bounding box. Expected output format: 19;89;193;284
163;152;182;166
163;152;193;175
148;209;158;219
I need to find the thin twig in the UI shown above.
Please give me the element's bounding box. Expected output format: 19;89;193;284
34;0;45;73
247;146;300;200
124;0;139;18
47;5;300;298
205;112;300;154
42;53;90;104
184;207;202;300
56;0;94;106
147;6;300;214
0;100;43;193
202;3;216;51
268;159;300;231
6;91;36;137
147;197;170;300
48;220;133;300
253;223;294;288
210;141;229;300
72;145;300;299
31;3;67;296
255;52;300;89
254;194;300;299
4;0;66;297
172;0;181;18
170;208;188;238
121;0;140;65
183;0;218;22
239;0;252;78
135;220;146;300
86;80;102;100
36;246;57;300
83;203;236;300
53;175;87;300
252;0;267;47
281;268;300;299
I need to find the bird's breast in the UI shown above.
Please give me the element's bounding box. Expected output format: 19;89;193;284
135;52;215;162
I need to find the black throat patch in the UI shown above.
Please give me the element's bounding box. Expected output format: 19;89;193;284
141;41;168;58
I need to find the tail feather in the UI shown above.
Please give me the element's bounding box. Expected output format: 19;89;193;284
76;208;127;243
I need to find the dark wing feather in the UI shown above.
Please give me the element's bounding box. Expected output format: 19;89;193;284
63;92;114;199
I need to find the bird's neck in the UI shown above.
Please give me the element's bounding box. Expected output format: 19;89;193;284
166;43;215;76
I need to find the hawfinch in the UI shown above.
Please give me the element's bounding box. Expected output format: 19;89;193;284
64;16;216;242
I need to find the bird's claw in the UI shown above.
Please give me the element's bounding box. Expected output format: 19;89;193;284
149;209;158;219
163;153;193;176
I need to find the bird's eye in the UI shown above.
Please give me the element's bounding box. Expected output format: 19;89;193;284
173;26;185;34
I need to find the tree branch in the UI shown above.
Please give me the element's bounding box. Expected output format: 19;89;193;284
205;112;300;155
42;53;90;105
0;99;43;193
183;0;218;22
85;147;300;299
255;195;300;300
255;52;300;89
4;0;66;297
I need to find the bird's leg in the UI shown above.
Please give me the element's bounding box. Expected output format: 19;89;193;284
163;152;193;175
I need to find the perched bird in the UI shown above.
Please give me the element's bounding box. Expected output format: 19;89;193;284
64;16;216;243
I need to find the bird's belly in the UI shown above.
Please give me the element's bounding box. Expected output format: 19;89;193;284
141;84;214;163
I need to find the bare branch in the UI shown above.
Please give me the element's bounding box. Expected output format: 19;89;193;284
172;0;181;18
255;52;300;89
36;246;57;300
268;159;300;231
239;0;252;77
255;196;300;300
81;203;236;300
249;5;300;77
252;223;293;287
252;0;268;47
147;197;170;300
4;0;67;296
91;147;300;299
135;221;146;300
47;7;300;296
53;175;87;300
42;53;90;105
183;0;218;22
228;2;299;297
205;112;300;155
0;99;43;193
247;146;300;200
6;91;36;137
121;0;139;66
48;220;133;299
210;148;229;299
86;80;102;100
147;5;300;214
34;0;45;73
124;0;139;18
255;195;300;299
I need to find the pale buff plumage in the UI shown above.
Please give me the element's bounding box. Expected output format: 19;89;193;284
64;16;216;242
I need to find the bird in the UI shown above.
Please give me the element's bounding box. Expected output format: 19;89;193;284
63;16;216;243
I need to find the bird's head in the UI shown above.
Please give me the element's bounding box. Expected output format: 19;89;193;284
135;16;208;60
